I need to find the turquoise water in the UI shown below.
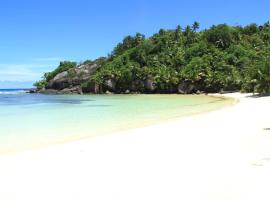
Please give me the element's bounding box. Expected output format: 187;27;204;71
0;90;233;153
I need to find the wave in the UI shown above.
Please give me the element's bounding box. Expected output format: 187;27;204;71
0;89;27;95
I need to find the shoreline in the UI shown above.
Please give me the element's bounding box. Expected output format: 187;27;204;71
0;94;235;155
0;93;270;199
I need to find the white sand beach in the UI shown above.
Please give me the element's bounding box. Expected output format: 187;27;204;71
0;93;269;200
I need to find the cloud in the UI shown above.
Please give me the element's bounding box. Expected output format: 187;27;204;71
0;56;62;82
0;64;53;82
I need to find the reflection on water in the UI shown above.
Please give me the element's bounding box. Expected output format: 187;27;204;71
0;94;95;106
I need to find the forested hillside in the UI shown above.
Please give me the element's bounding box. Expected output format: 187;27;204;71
35;22;270;94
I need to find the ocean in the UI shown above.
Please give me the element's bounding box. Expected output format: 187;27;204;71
0;88;27;94
0;89;233;153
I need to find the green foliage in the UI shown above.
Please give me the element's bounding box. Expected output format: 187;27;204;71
243;57;270;93
81;57;107;66
204;24;235;49
112;33;145;56
90;22;270;93
33;80;47;90
44;61;77;82
36;22;270;94
82;60;93;65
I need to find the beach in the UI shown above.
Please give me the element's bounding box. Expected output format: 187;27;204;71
0;93;269;200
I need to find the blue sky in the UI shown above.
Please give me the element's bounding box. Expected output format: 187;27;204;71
0;0;269;88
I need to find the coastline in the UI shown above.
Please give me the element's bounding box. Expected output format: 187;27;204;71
0;93;270;199
0;94;234;155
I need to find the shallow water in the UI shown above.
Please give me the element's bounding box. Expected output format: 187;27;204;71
0;91;233;153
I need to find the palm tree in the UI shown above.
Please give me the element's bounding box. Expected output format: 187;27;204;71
192;21;200;32
174;25;182;40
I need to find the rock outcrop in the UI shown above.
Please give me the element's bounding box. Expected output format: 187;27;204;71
103;77;116;92
43;62;101;94
177;81;197;94
131;80;144;92
145;77;156;92
38;62;203;95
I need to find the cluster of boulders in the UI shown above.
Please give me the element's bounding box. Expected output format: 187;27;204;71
39;62;100;94
177;81;198;94
36;62;202;95
102;76;157;94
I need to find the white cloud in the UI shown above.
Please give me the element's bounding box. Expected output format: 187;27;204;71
0;64;53;82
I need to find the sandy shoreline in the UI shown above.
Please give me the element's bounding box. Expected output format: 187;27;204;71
0;93;270;200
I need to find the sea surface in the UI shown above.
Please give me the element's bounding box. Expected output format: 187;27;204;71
0;89;233;153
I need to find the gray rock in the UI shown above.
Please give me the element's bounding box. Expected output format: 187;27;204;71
104;78;116;92
39;89;59;94
27;89;37;94
178;81;196;94
131;80;144;92
105;90;113;95
45;61;101;92
53;71;69;81
83;82;102;94
60;86;83;95
145;77;155;92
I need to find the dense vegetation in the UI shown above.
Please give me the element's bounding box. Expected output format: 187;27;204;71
35;22;270;94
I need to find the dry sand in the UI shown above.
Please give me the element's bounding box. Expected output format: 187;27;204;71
0;93;270;200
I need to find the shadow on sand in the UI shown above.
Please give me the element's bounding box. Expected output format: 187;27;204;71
246;94;270;98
